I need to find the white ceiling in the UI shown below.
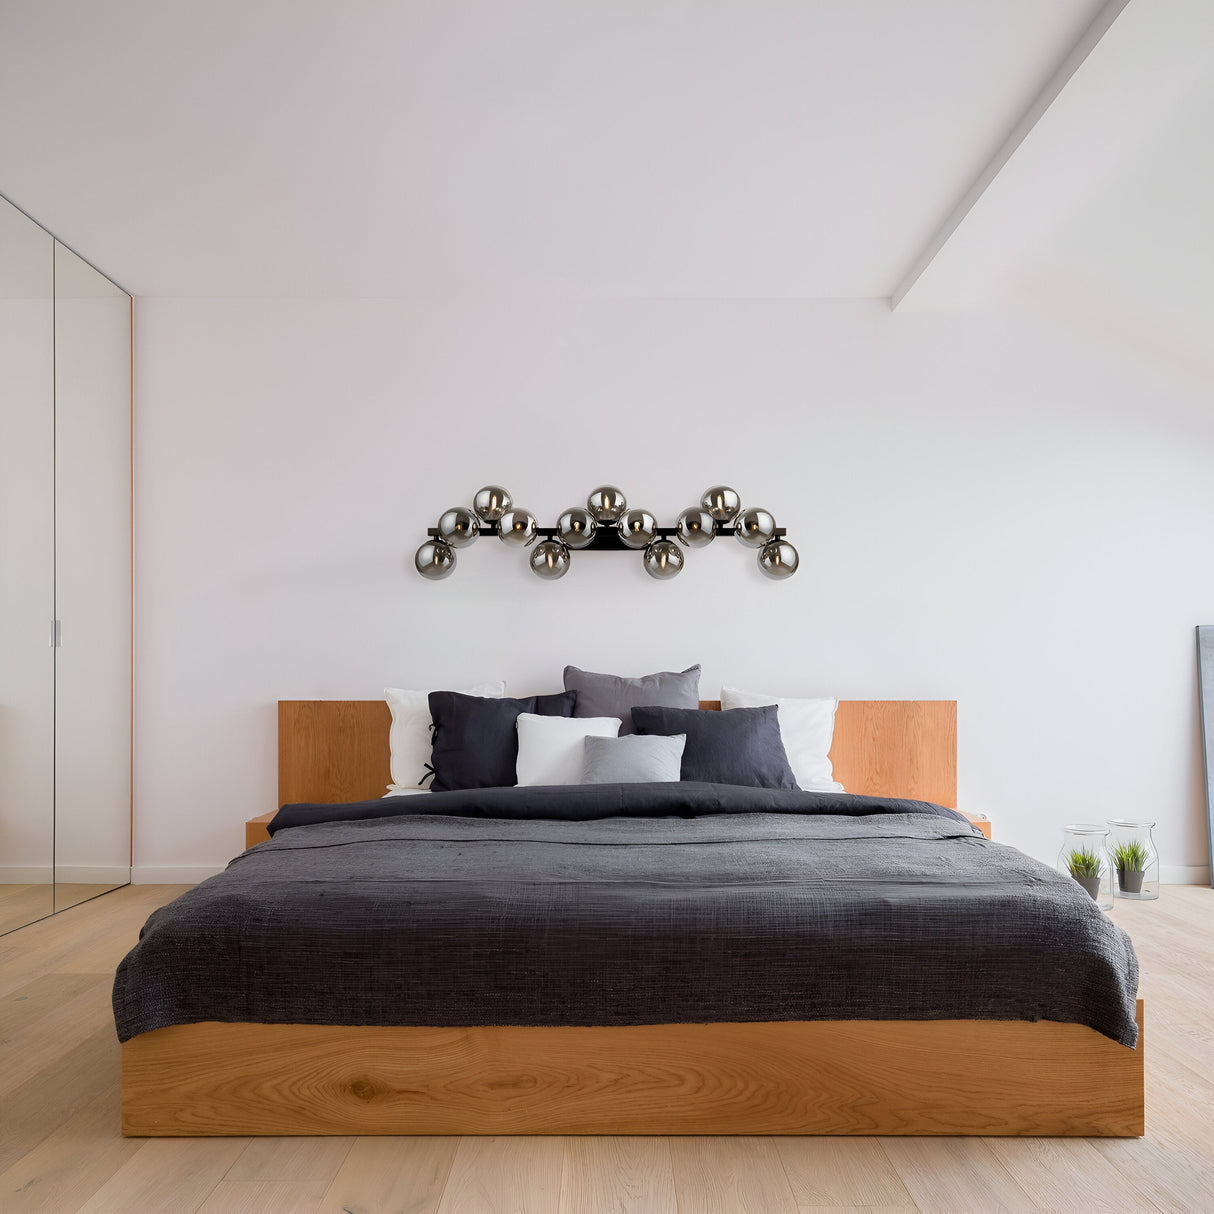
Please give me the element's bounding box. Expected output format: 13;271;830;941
1;0;1121;299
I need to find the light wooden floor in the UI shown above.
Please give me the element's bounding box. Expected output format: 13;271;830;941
0;885;55;937
0;883;128;937
1;885;1212;1213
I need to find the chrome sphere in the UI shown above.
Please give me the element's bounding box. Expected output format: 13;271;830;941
675;507;716;548
472;485;512;522
414;539;456;580
529;539;570;580
643;539;684;580
436;506;480;548
556;506;597;549
758;539;799;579
734;507;777;548
616;508;657;549
586;485;627;522
497;508;538;546
701;485;741;521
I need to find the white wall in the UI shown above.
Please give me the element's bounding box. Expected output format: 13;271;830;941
133;297;1214;882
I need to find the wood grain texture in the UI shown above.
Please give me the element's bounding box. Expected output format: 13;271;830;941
316;1136;457;1214
0;973;105;1040
194;1179;329;1214
0;885;55;936
668;1137;798;1214
559;1137;676;1214
0;977;114;1099
276;699;957;807
121;1006;1143;1139
436;1137;564;1214
226;1137;353;1184
774;1138;914;1208
1;1027;118;1172
74;1138;250;1214
246;812;275;848
981;1137;1163;1212
829;700;956;808
0;1084;142;1214
879;1138;1037;1213
278;700;392;806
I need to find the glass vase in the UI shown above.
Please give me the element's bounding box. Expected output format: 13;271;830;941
1057;824;1113;910
1107;819;1160;901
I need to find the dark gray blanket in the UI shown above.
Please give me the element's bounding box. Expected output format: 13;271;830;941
113;785;1139;1046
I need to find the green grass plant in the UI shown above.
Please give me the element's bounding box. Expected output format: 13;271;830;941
1066;847;1102;879
1112;840;1149;873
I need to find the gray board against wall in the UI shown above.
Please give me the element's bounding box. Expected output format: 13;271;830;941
1198;627;1214;890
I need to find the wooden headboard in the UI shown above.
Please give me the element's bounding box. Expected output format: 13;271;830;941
278;699;957;808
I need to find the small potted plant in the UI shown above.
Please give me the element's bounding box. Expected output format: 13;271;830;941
1112;840;1148;895
1065;847;1102;900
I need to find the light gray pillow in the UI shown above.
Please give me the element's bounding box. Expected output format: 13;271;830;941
582;733;687;784
563;664;701;735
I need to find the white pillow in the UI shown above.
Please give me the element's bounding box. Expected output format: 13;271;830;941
719;687;843;792
384;682;505;793
515;713;621;786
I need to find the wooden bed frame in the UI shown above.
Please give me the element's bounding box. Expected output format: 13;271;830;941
122;699;1144;1137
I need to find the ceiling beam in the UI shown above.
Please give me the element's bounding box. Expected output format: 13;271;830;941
891;0;1212;311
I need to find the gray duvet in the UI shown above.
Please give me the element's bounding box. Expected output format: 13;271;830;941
112;784;1139;1046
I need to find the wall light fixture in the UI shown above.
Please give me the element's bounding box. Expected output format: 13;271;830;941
414;485;799;582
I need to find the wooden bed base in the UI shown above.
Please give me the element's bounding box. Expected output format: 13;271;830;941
121;697;1145;1137
122;1005;1145;1137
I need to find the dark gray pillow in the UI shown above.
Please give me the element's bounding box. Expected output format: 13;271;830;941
563;664;700;735
582;733;686;784
428;691;577;791
631;704;797;789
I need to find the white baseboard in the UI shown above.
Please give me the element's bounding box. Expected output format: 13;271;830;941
132;865;227;884
1160;865;1211;886
57;864;131;883
0;866;53;883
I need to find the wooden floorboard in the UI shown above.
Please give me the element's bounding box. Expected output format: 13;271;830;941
668;1136;798;1213
0;882;1212;1213
0;885;55;937
559;1136;677;1214
982;1136;1163;1212
436;1136;565;1214
878;1137;1036;1213
774;1138;914;1208
316;1136;457;1214
195;1179;331;1214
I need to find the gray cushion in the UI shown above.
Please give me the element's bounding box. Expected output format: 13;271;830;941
631;704;798;789
582;733;686;784
563;664;700;735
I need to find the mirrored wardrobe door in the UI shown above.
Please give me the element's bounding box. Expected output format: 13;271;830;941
0;198;56;934
53;242;131;910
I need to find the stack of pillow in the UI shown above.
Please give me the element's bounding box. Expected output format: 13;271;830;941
384;665;844;796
